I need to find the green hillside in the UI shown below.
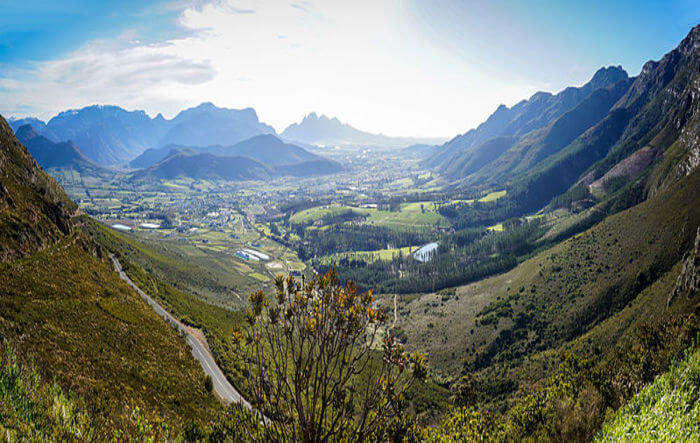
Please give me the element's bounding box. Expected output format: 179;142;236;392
595;348;700;442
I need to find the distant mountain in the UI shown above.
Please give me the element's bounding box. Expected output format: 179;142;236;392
132;133;342;180
159;102;276;148
426;65;630;171
134;152;272;181
11;102;277;166
220;134;319;166
8;117;57;140
14;124;107;174
45;105;168;166
281;112;445;148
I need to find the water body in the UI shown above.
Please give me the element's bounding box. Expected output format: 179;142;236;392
413;242;438;262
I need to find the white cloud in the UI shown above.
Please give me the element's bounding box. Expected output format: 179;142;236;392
0;0;547;137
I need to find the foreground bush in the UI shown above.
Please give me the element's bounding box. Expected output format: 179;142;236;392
233;270;427;441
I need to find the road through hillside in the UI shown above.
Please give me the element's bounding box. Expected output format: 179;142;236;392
109;253;252;409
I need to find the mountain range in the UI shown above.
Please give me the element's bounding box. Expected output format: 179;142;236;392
425;65;630;173
132;134;342;181
9;102;276;165
425;25;699;214
281;112;446;148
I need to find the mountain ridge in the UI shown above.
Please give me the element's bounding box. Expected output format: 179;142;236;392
281;112;446;148
425;65;630;172
10;102;278;166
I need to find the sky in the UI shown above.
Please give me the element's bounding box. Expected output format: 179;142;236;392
0;0;697;137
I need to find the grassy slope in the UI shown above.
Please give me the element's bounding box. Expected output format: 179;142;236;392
290;205;370;225
595;348;700;442
0;233;220;433
0;118;76;261
0;115;221;435
397;169;699;379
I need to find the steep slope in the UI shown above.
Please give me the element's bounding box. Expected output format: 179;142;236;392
441;136;518;178
426;66;629;171
511;25;699;212
595;348;700;441
159;102;275;148
0;114;220;432
466;77;633;184
0;118;76;260
281;112;445;148
14;124;107;174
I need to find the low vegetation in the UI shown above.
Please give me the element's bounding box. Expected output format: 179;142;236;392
595;348;700;441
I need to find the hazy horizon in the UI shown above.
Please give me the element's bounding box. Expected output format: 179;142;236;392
1;0;698;138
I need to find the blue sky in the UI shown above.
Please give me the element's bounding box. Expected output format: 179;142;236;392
0;1;185;62
0;0;697;136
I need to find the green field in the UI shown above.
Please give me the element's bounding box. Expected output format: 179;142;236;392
479;189;507;202
289;205;370;225
365;202;449;228
292;201;449;231
318;245;418;264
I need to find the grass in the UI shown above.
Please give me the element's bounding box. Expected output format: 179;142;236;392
292;201;450;234
0;342;184;440
0;233;221;433
365;202;449;228
595;348;700;442
487;223;504;232
289;205;369;225
478;190;507;202
83;219;263;308
318;245;418;264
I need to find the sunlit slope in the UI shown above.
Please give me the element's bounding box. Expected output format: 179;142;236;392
595;348;700;442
